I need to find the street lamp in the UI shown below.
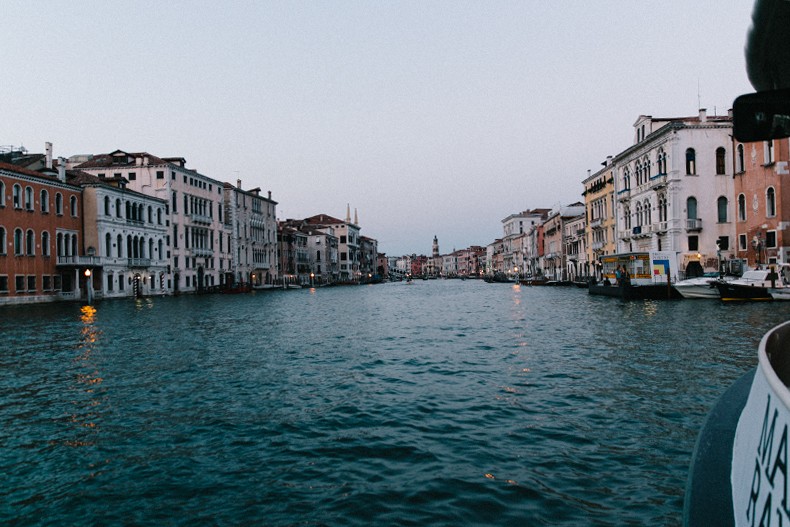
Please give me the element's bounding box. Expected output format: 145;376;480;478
310;272;314;287
513;266;519;282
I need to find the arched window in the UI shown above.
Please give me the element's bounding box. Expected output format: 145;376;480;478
644;155;651;179
716;147;727;175
686;148;696;174
41;231;49;256
635;160;643;186
55;193;63;215
25;186;33;210
658;194;668;222
623;167;631;190
172;191;178;213
13;184;22;208
25;229;35;255
105;233;112;256
0;227;6;254
717;196;728;223
116;198;122;218
117;234;123;258
126;201;131;219
657;148;667;174
737;144;745;172
148;206;153;223
157;208;162;225
148;238;154;259
766;140;775;164
738;194;747;221
643;199;652;225
767;187;777;217
635;202;643;227
687;197;698;219
158;239;163;259
40;189;49;213
104;196;111;216
70;195;78;217
624;206;631;230
0;180;5;207
14;228;23;255
56;232;63;256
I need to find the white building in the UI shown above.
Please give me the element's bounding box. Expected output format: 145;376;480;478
70;171;169;298
613;109;735;276
223;181;278;287
74;151;231;293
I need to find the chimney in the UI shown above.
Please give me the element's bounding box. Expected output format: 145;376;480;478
699;108;707;122
607;155;613;166
136;156;143;166
57;157;66;182
45;142;53;169
237;179;242;189
268;190;272;200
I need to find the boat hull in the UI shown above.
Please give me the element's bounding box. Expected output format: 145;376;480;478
588;282;680;300
674;282;720;299
714;281;772;301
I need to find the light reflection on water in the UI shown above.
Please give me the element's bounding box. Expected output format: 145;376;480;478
1;281;788;525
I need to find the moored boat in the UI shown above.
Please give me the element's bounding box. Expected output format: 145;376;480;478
673;272;728;299
714;266;788;301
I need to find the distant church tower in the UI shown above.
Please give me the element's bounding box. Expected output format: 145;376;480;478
432;235;440;259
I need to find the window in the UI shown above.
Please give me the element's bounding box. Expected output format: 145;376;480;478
686;197;698;219
105;233;112;256
658;194;668;222
739;233;748;251
148;206;153;223
767;231;777;249
118;273;124;291
27;276;35;292
128;172;136;180
41;232;49;257
737;144;745;172
14;228;23;255
0;227;5;254
738;194;747;221
766;140;775;164
13;184;22;208
767;187;777;217
717;196;728;223
55;193;63;215
70;196;78;217
156;171;164;179
107;273;113;292
688;235;699;251
172;191;178;213
716;147;726;175
157;209;162;225
117;234;123;257
104;196;111;216
0;180;4;207
25;186;33;210
41;189;49;213
717;236;730;250
340;235;347;243
15;275;24;292
657;148;667;175
173;225;178;248
26;230;35;255
685;148;696;175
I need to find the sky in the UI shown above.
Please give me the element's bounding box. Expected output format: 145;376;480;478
1;1;757;256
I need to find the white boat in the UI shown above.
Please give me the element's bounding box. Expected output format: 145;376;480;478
715;265;790;301
673;272;726;299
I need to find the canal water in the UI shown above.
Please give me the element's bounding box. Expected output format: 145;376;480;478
2;280;787;526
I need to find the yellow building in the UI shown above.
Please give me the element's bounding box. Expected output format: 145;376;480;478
582;159;617;278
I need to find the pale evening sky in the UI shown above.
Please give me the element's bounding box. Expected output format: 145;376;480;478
1;1;756;256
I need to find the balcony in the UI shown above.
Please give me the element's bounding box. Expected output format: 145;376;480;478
191;247;214;257
686;218;703;232
128;258;152;268
190;212;213;225
590;218;603;229
592;241;605;250
57;255;102;267
655;221;668;233
617;188;631;202
650;173;668;190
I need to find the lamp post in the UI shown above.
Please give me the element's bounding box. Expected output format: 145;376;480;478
84;268;93;305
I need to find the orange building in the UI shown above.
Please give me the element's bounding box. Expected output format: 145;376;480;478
732;138;790;267
0;162;83;304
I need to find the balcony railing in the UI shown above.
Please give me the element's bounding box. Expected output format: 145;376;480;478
128;258;152;268
655;221;668;233
191;247;214;257
686;218;703;231
190;212;213;225
57;255;102;267
592;241;605;250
